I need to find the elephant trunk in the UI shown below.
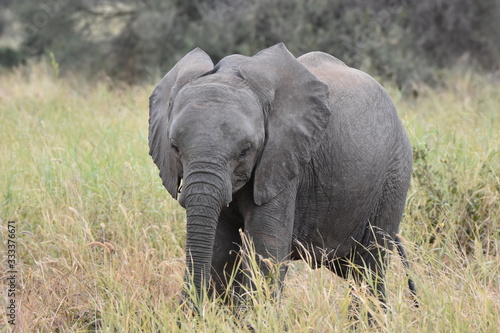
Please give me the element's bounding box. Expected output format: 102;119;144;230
179;163;232;302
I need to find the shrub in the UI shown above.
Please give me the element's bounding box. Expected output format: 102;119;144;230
3;0;497;85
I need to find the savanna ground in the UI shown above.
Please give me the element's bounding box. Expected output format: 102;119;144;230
0;62;498;332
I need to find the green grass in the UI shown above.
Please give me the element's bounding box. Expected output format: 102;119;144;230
0;63;498;332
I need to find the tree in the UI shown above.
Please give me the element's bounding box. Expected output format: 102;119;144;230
6;0;499;85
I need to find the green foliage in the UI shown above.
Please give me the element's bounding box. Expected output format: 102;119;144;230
48;51;59;77
402;71;499;256
0;46;24;68
5;0;500;86
408;0;500;69
411;143;498;255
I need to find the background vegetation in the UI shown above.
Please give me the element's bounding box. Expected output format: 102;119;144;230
1;0;500;89
0;0;498;332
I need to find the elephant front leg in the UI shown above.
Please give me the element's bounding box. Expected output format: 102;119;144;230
237;182;298;301
239;229;291;301
209;206;245;304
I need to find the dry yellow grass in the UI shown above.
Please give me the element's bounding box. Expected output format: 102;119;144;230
0;62;498;332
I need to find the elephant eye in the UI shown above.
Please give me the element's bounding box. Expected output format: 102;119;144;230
238;145;252;160
170;141;180;154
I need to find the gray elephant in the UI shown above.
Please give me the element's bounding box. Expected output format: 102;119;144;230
149;43;416;310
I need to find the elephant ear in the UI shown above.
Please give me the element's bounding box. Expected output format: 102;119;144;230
238;43;332;205
149;48;213;199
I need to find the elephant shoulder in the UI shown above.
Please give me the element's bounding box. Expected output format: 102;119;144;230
299;52;386;100
298;52;357;87
298;51;347;69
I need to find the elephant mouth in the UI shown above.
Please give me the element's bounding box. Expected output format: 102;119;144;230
232;177;248;193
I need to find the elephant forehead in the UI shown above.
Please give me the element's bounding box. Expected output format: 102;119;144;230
171;82;263;140
170;103;261;143
176;78;256;107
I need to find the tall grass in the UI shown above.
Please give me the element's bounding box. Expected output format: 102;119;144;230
0;63;498;332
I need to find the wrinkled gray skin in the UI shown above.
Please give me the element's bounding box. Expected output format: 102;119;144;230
149;43;412;308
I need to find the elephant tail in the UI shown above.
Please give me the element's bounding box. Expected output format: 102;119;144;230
395;235;419;308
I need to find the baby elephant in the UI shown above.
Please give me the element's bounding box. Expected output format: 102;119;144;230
149;43;416;311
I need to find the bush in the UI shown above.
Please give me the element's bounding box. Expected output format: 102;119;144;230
0;46;24;67
6;0;500;86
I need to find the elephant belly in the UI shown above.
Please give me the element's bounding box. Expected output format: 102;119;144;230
292;152;385;261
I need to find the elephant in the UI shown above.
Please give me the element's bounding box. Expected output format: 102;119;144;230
149;43;417;311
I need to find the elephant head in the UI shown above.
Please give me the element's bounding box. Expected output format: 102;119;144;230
149;43;332;299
